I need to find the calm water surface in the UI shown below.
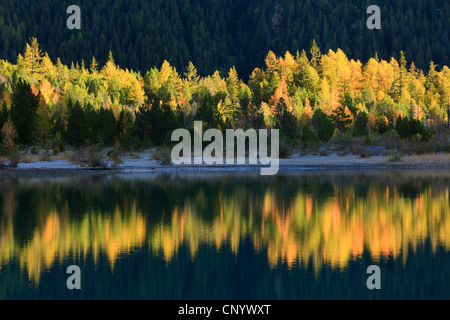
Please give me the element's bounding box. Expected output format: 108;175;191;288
0;170;449;299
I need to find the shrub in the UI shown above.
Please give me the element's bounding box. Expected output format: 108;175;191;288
71;148;89;163
41;151;51;161
71;148;108;168
300;126;318;142
7;148;22;167
364;134;372;146
278;140;291;159
88;152;108;168
375;131;401;150
329;131;352;147
396;116;432;141
153;147;172;165
107;149;123;168
57;140;65;152
388;149;403;162
119;134;134;151
358;148;370;158
349;145;360;155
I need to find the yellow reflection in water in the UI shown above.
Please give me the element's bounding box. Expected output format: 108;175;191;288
0;205;146;284
0;180;449;283
147;185;450;273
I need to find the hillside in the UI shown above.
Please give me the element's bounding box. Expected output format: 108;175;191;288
0;0;448;77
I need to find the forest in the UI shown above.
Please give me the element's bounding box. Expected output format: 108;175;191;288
0;0;448;77
0;37;449;160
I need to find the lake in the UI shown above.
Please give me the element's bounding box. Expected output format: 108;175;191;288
0;170;449;299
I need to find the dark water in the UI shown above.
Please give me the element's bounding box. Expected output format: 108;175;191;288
0;170;449;299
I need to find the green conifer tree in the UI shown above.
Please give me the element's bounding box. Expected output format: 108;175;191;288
11;78;40;145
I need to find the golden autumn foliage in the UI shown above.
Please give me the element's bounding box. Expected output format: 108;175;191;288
1;177;449;282
0;38;449;144
1;119;16;148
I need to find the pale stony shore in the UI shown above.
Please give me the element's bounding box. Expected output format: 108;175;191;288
1;151;449;177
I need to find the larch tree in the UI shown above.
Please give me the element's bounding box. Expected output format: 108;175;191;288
265;51;280;75
1;119;16;149
225;66;241;127
269;76;292;115
392;51;409;103
23;37;45;79
90;57;99;73
35;100;53;147
310;39;321;73
184;61;200;93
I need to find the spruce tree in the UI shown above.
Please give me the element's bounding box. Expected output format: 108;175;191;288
98;108;118;146
354;111;369;136
312;109;335;142
66;101;89;146
117;109;133;135
11;78;40;145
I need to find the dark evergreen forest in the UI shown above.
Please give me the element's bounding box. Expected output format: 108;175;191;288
0;0;448;77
